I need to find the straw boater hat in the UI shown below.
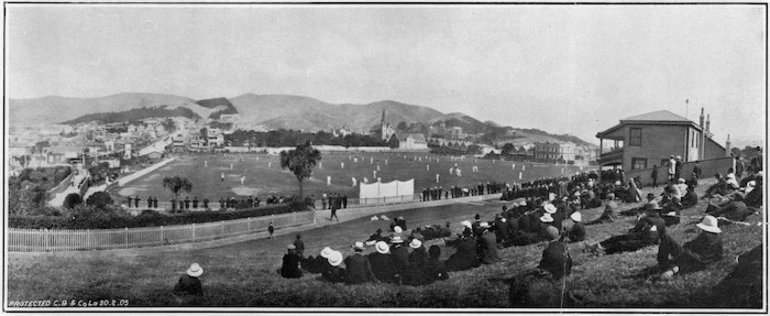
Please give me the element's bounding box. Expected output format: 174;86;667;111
375;241;390;254
678;178;686;184
390;235;404;244
328;251;343;267
320;247;333;259
287;244;296;250
543;204;557;214
394;226;403;233
409;238;422;249
479;222;490;229
545;226;560;241
352;241;365;251
540;213;554;223
696;215;722;234
460;220;472;229
570;212;582;223
187;263;203;277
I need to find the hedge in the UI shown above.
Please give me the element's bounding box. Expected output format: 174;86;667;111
8;201;310;230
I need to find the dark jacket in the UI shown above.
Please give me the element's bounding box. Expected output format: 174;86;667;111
390;245;411;280
406;247;430;285
681;190;698;208
173;275;203;296
293;239;305;257
367;252;397;283
281;252;303;278
567;222;586;242
479;231;502;264
446;237;480;271
344;253;378;284
322;266;345;283
681;232;724;268
538;241;572;280
709;201;751;222
425;258;449;283
631;214;666;244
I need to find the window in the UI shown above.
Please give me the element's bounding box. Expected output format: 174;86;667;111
629;128;642;146
632;157;647;170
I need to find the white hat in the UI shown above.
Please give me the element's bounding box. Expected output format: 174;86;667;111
394;226;403;233
460;220;472;229
328;251;343;267
501;218;507;223
186;263;203;277
287;244;296;250
696;215;722;234
380;215;390;220
320;247;333;258
570;212;582;222
352;241;364;250
479;222;490;228
375;241;390;254
540;214;554;223
678;178;686;184
390;235;404;243
370;216;379;221
409;239;422;249
543;204;557;214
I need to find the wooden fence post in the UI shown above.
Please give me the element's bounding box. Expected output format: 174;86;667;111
160;226;164;245
87;229;91;250
124;227;128;247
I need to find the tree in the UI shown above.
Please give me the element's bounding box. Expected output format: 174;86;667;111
502;143;516;155
86;191;113;209
397;121;408;131
63;193;83;209
162;175;193;200
280;141;322;198
200;128;209;146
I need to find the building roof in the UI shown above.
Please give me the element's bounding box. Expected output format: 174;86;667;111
621;110;690;122
48;145;83;154
394;133;427;142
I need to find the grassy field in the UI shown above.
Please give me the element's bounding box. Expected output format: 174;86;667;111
112;152;585;202
6;179;763;309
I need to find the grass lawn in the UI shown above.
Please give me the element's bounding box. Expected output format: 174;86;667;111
111;152;585;202
7;179;763;308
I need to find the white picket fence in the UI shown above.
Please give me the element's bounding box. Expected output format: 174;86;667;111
8;211;315;252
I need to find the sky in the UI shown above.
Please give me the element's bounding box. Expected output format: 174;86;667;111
6;4;766;146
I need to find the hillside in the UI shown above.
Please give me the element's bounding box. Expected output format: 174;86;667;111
10;92;597;148
9;93;197;126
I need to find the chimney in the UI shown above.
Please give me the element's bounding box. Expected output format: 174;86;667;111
726;134;731;157
706;114;711;132
699;108;705;128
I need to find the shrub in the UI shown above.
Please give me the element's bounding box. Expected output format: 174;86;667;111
9;201;309;230
86;191;113;208
63;193;83;209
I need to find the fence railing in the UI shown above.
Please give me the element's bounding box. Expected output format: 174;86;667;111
8;211;315;252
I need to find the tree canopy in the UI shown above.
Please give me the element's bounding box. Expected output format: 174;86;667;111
162;175;193;200
279;141;322;198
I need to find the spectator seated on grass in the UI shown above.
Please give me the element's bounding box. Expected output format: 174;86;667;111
586;193;619;225
302;247;333;274
367;241;397;284
365;229;386;246
705;192;752;223
172;263;204;306
717;244;763;308
477;222;502;264
624;180;643;203
389;235;410;284
702;173;737;199
494;213;509;246
389;216;407;232
657;216;723;280
322;251;345;283
509;226;572;307
681;183;699;209
581;189;602;209
280;244;303;279
444;228;481;272
744;173;763;208
585;203;665;255
419;222;452;241
405;239;430;285
425;245;450;284
621;193;657;217
344;242;379;284
660;196;682;226
562;211;586;243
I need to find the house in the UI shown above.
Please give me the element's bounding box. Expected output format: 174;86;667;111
596;109;727;173
534;142;576;162
46;145;83;164
389;133;429;150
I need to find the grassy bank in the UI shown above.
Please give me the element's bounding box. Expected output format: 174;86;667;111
7;180;762;308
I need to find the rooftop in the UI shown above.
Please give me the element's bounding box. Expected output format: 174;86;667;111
621;110;690;122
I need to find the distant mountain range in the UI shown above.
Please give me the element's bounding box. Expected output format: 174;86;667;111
9;92;596;147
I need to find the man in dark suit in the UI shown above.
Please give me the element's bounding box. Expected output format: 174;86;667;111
280;244;303;279
192;197;199;209
344;242;378;284
538;226;573;280
367;241;396;283
389;236;410;284
445;229;480;271
184;197;191;209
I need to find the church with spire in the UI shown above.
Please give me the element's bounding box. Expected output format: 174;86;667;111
379;109;396;141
